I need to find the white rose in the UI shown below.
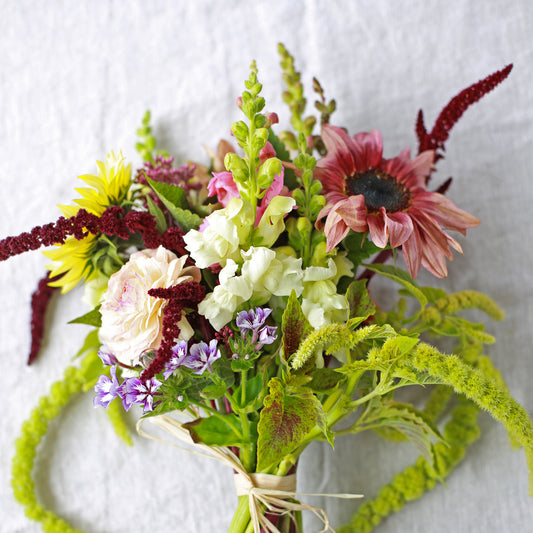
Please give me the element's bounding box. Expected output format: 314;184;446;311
99;246;201;366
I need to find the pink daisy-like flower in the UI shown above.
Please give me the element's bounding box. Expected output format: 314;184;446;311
315;124;480;278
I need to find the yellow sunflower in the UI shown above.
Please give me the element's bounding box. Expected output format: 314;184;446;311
44;151;133;293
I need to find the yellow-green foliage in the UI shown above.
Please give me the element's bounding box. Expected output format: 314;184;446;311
338;397;481;533
405;343;533;495
11;353;100;533
106;397;133;447
433;290;505;321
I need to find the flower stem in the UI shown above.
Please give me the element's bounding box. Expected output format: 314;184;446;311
228;495;251;533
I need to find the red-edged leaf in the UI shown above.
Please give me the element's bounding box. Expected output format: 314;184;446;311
256;378;318;471
281;290;313;361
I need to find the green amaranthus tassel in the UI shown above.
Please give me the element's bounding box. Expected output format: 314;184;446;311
338;397;481;533
11;352;101;533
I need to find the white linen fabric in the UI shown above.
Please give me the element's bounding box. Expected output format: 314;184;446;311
1;1;532;532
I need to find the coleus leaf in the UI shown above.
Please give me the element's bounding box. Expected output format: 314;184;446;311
281;290;313;361
345;279;377;319
256;377;319;471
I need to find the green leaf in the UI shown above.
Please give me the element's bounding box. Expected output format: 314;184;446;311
69;306;102;327
362;263;428;307
146;194;168;234
147;177;188;210
170;207;203;232
236;374;265;411
281;290;313;361
256;377;319;471
183;415;243;446
74;329;101;359
345;279;377;319
342;233;382;268
307;368;346;393
366;402;443;467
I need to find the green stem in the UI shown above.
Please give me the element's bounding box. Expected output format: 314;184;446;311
228;495;251;533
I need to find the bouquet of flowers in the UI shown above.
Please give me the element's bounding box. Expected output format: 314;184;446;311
2;44;532;533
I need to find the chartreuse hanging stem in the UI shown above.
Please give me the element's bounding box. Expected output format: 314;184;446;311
405;342;533;493
337;396;481;533
11;352;102;533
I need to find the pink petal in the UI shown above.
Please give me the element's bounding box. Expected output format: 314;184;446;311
320;124;358;178
386;211;414;248
334;195;369;233
323;210;350;252
352;130;383;168
401;231;422;278
367;208;388;248
413;192;480;234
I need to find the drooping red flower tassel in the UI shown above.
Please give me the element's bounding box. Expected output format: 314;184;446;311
0;207;187;262
141;281;206;381
27;272;61;365
416;64;513;163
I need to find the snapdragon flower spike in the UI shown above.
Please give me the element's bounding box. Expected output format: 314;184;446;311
122;376;162;413
236;307;272;336
184;340;221;375
93;366;124;408
163;340;188;379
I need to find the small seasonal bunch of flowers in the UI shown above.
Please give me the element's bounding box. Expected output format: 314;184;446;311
3;45;533;533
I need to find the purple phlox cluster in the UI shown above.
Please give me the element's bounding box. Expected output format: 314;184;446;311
185;339;221;375
236;307;271;335
93;363;162;413
163;340;188;379
235;307;278;349
122;376;163;413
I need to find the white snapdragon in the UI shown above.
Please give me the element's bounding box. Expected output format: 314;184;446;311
197;259;253;331
253;196;296;247
198;246;304;330
301;257;352;329
241;247;303;305
183;198;252;268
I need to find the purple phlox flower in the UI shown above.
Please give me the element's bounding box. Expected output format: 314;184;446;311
163;340;188;380
258;325;278;346
97;350;119;367
236;307;272;336
93;366;123;408
122;376;162;413
184;339;221;375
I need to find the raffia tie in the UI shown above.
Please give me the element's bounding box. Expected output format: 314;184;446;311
137;414;363;533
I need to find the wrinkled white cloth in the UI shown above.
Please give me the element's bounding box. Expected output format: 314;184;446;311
1;1;533;532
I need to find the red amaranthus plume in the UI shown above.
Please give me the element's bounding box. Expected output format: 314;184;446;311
416;64;513;164
141;282;206;381
0;207;187;262
27;272;60;365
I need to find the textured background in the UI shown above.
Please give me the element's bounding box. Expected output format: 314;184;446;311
1;1;532;532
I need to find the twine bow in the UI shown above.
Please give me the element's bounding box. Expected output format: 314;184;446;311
137;414;363;533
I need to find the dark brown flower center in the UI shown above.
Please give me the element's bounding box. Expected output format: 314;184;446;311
347;169;410;212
